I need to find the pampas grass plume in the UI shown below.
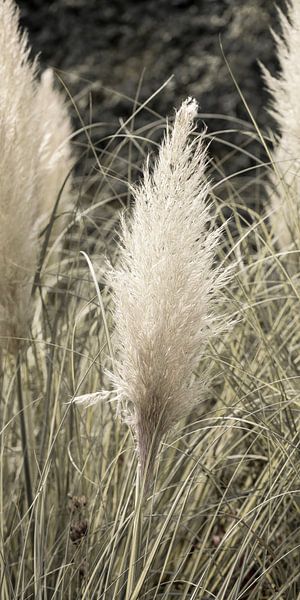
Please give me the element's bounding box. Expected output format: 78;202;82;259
79;98;231;479
263;0;300;251
0;0;73;353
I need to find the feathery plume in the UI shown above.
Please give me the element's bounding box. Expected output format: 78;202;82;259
0;0;73;353
79;98;230;479
263;0;300;251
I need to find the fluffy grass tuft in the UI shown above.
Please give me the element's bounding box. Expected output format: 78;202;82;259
94;98;232;479
0;0;73;353
263;0;300;258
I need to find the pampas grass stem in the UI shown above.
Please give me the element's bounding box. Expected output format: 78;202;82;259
16;350;33;516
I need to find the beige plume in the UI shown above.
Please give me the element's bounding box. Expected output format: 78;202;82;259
78;98;231;480
263;1;300;254
0;0;73;353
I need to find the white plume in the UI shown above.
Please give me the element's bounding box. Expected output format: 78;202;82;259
263;1;300;252
78;98;231;478
0;0;73;352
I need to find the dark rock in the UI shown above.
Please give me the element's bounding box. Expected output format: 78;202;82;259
17;0;287;183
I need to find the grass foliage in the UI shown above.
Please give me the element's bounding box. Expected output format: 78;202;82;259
1;2;300;599
1;103;300;599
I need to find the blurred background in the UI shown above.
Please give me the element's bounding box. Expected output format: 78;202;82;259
17;0;286;198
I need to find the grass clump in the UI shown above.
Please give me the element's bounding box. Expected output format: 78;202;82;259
0;0;300;599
